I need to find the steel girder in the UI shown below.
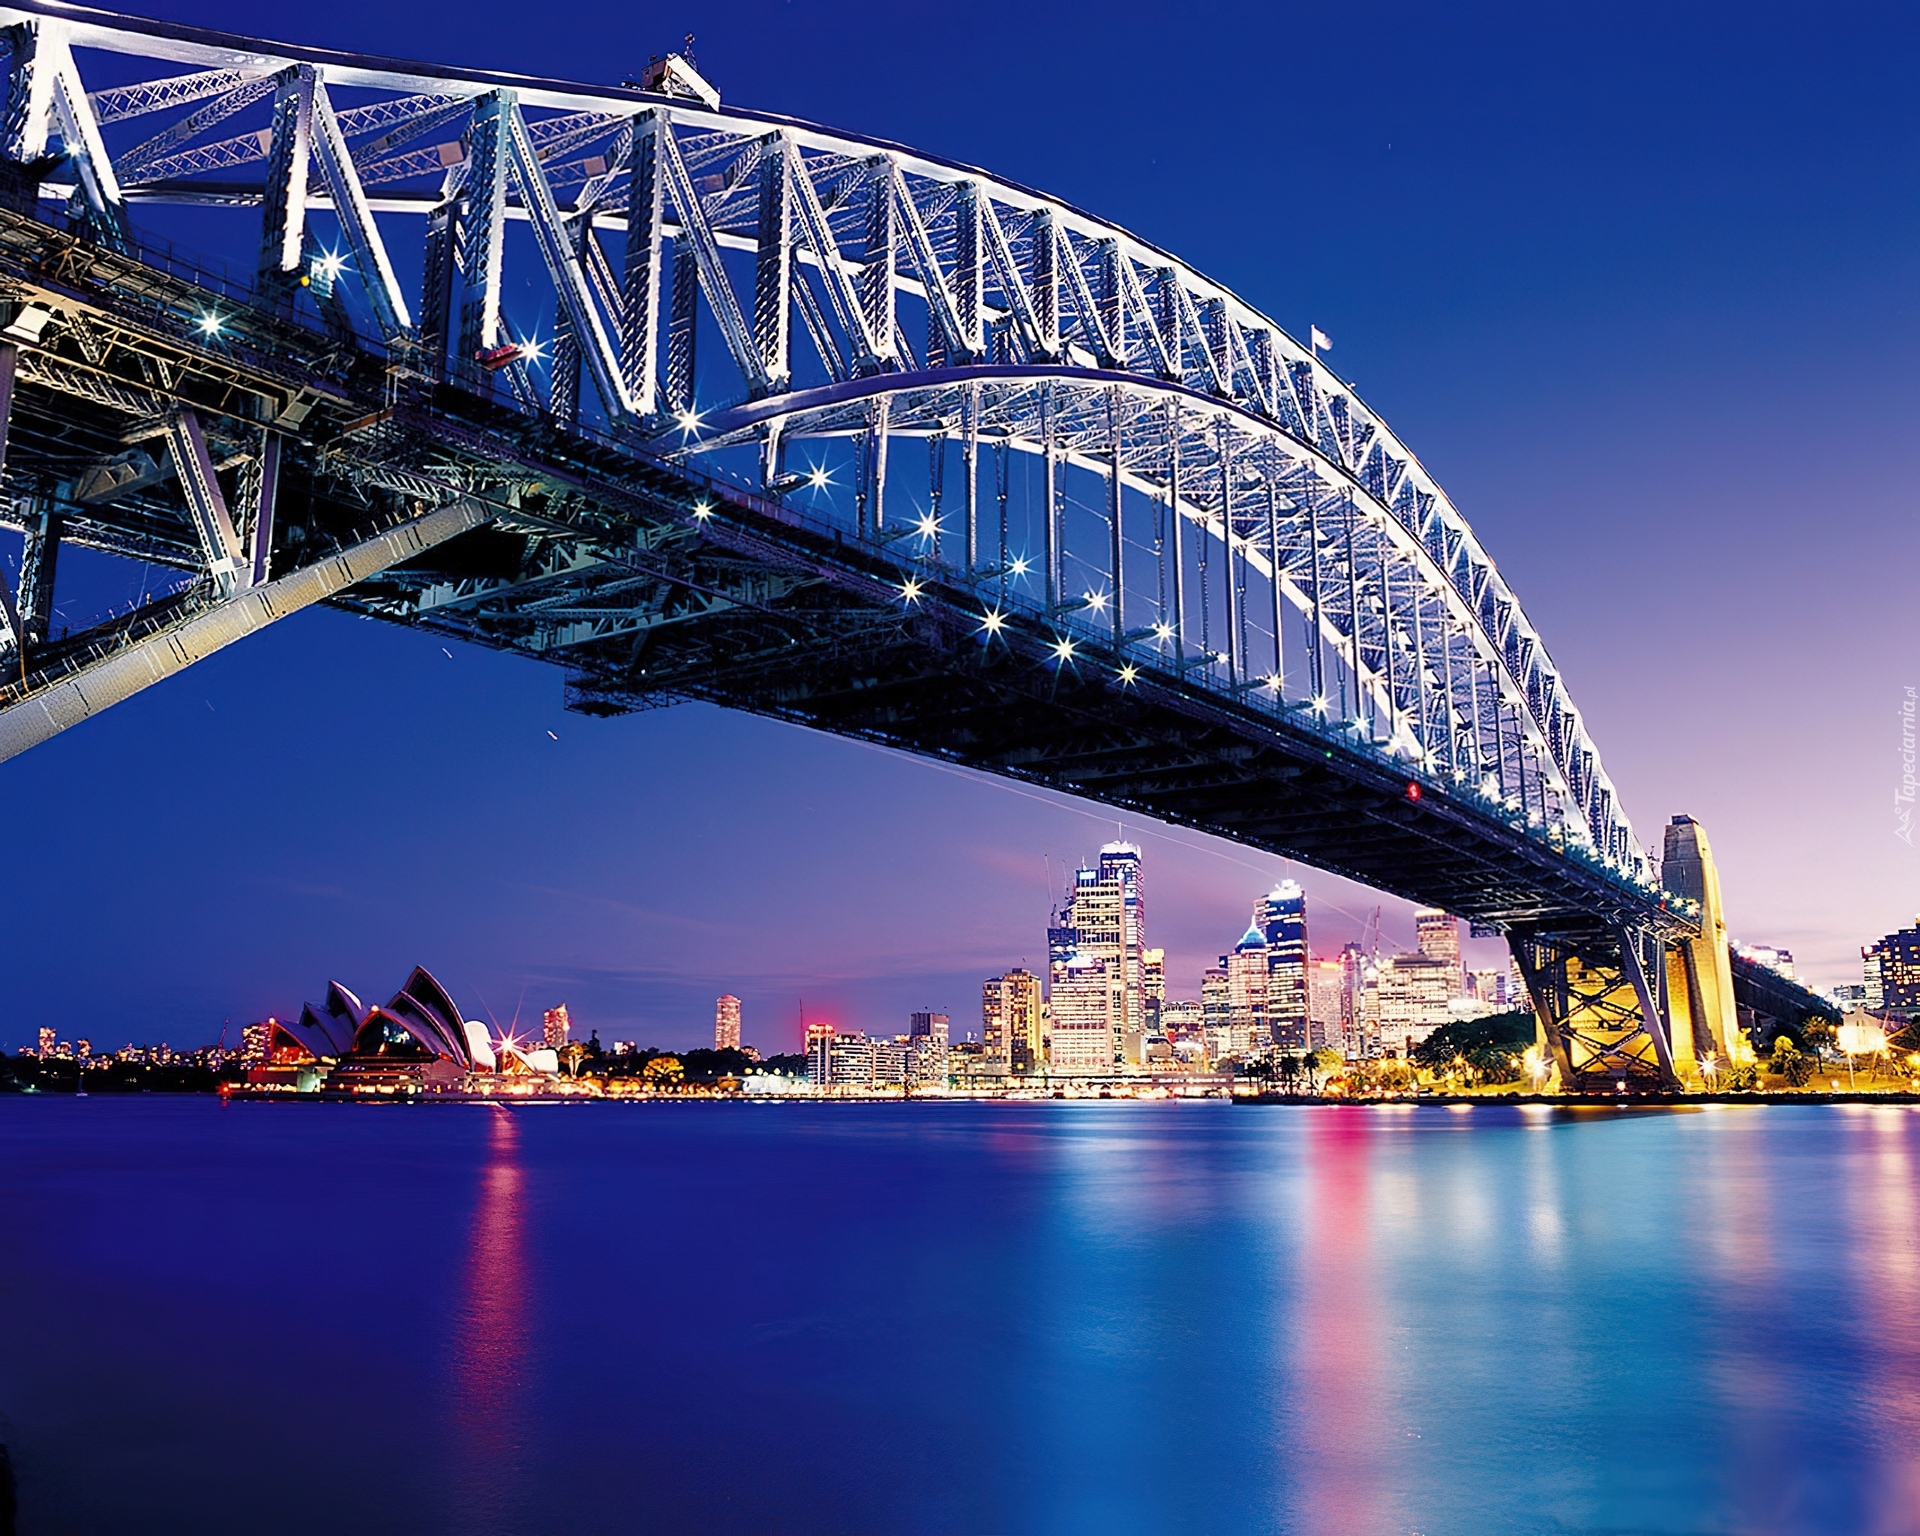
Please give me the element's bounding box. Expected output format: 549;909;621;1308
0;492;493;757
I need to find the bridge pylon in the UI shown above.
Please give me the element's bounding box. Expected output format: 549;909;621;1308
1659;815;1752;1070
1511;924;1679;1092
1509;814;1744;1092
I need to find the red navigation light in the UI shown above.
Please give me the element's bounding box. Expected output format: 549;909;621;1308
1405;781;1422;802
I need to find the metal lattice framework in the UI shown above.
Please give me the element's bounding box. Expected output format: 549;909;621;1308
0;1;1707;1084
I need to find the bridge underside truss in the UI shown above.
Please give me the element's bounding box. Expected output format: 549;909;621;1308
0;1;1701;1087
1513;928;1676;1089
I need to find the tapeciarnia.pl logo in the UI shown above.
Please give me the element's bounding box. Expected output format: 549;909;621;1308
1898;686;1916;845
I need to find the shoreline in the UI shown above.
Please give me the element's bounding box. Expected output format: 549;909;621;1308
9;1087;1920;1109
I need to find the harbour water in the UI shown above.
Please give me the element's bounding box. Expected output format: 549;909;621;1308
2;1097;1918;1534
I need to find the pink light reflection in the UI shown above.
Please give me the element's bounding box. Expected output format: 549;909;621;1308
1291;1107;1390;1535
450;1106;532;1527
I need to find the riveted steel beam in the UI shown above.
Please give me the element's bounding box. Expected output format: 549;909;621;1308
0;496;494;762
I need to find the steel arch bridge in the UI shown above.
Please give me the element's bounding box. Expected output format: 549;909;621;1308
0;0;1737;1088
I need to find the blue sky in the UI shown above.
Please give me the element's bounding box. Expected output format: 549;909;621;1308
4;0;1916;1050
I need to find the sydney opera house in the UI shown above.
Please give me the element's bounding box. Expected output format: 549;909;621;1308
250;966;557;1093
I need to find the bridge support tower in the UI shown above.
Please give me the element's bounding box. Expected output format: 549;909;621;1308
1511;924;1679;1091
1511;813;1745;1092
1660;815;1750;1071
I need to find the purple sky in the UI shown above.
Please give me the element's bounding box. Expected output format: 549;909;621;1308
4;0;1915;1051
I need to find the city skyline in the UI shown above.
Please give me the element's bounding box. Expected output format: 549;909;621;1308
4;0;1914;1049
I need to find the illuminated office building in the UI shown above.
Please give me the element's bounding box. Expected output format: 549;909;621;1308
1257;881;1309;1050
714;994;741;1051
1378;955;1453;1055
908;1011;950;1090
1052;843;1147;1062
831;1032;877;1087
1200;967;1231;1061
1142;948;1165;1034
1160;998;1203;1041
1227;924;1270;1058
1865;918;1920;1020
805;1021;836;1087
983;970;1043;1075
1307;959;1346;1052
1048;952;1115;1075
1414;908;1463;1000
1467;968;1510;1010
868;1035;906;1087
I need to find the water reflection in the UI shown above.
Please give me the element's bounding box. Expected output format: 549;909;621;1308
449;1107;531;1533
1292;1108;1388;1535
21;1101;1920;1534
1844;1108;1920;1527
1697;1108;1793;1523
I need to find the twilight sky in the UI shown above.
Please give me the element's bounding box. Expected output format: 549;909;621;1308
4;0;1916;1051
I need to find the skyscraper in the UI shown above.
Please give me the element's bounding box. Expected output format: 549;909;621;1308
1307;959;1347;1052
805;1020;836;1087
1100;842;1145;1035
908;1011;950;1091
1865;917;1920;1020
1053;843;1147;1063
983;968;1044;1074
714;994;741;1051
1227;924;1270;1058
1378;955;1452;1054
543;1004;571;1051
981;975;1009;1070
1200;966;1231;1062
1414;908;1463;1000
1257;881;1309;1050
1048;952;1114;1075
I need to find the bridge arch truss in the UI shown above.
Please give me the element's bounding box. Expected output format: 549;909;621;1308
0;2;1713;1086
0;0;1652;889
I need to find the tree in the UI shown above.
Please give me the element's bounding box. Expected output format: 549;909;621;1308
1771;1037;1816;1088
642;1055;684;1089
559;1041;590;1078
679;1047;756;1081
1410;1010;1535;1072
1465;1045;1522;1085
